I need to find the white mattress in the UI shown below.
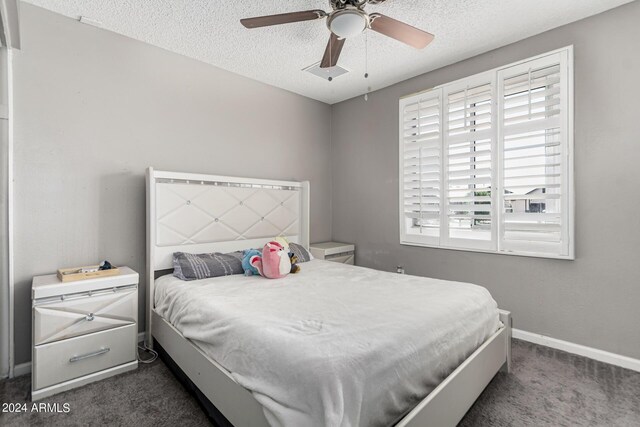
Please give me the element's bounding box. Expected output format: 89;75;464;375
154;260;500;427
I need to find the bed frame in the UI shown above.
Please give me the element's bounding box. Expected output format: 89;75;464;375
146;167;512;427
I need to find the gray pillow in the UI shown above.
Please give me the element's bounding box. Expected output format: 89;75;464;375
289;243;313;263
173;251;244;281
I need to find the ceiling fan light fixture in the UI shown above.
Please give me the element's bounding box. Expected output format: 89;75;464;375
328;9;368;38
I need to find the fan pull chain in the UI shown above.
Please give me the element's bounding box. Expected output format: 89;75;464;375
328;37;333;82
364;30;370;101
365;29;369;79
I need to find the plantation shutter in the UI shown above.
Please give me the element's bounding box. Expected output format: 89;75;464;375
443;76;495;249
497;51;571;256
399;89;442;246
399;47;573;259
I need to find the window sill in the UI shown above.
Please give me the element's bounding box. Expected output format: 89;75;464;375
399;239;575;261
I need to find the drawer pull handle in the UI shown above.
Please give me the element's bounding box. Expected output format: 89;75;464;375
85;313;95;321
69;347;110;363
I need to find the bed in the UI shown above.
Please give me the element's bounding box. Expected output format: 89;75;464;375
146;168;512;427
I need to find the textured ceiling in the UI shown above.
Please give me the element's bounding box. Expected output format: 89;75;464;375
24;0;634;104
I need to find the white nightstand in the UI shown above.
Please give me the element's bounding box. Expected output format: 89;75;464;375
310;242;355;265
31;267;139;400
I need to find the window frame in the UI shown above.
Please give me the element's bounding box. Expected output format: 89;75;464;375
399;46;574;260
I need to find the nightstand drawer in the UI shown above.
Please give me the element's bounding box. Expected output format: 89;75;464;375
33;324;136;390
326;253;354;265
33;286;137;345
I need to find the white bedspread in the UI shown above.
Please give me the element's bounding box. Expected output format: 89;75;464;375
155;260;500;427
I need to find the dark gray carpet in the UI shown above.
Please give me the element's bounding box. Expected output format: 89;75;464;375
460;340;640;427
1;339;639;426
0;358;210;426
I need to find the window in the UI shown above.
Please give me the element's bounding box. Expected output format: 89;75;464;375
399;47;573;259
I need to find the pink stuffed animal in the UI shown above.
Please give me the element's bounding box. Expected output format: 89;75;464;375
250;241;291;279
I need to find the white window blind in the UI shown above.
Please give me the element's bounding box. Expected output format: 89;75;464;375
400;89;442;246
399;47;573;259
498;51;570;257
443;77;495;250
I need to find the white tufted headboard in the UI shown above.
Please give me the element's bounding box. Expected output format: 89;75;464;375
145;167;310;345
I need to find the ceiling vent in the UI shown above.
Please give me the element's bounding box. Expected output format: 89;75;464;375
303;62;349;81
78;16;103;27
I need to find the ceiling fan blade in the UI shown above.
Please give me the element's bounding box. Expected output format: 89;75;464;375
369;13;434;49
241;10;326;28
320;33;346;68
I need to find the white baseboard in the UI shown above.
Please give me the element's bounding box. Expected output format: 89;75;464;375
13;361;31;377
513;328;640;373
11;332;147;378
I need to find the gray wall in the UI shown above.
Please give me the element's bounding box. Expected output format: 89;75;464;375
331;1;640;359
12;4;332;364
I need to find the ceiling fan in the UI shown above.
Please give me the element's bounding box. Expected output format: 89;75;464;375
240;0;434;69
